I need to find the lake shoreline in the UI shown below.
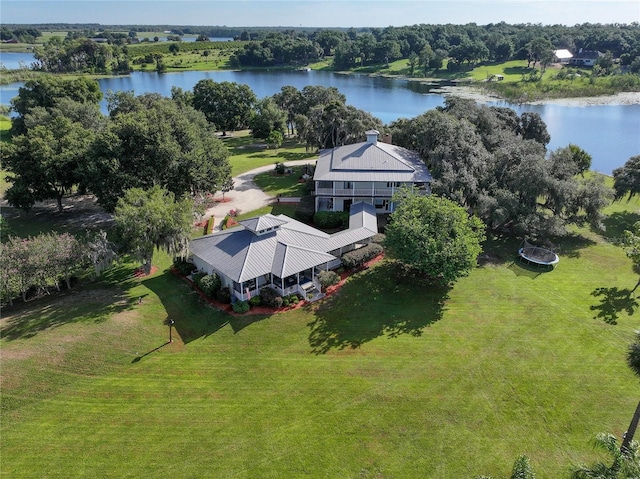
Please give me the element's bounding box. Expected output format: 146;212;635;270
432;84;640;106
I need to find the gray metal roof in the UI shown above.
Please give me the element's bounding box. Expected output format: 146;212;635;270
189;202;378;282
239;215;288;234
313;140;432;183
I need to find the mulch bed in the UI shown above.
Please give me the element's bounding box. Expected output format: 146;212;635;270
170;253;385;317
133;266;159;277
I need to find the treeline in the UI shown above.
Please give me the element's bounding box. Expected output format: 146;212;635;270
0;229;116;305
0;27;41;43
233;23;640;70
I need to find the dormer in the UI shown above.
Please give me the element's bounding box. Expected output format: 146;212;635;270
239;215;288;236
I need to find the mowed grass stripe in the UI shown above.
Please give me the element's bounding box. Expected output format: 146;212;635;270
2;197;640;477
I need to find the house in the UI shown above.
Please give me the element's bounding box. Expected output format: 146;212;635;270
569;49;604;67
188;202;378;302
553;49;573;64
313;130;432;213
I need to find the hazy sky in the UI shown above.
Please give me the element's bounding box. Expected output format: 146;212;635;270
2;0;639;27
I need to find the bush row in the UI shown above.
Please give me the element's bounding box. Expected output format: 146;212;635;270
341;244;384;270
313;211;349;229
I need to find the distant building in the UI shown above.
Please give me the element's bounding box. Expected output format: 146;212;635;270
569;49;604;67
553;49;573;64
313;130;431;214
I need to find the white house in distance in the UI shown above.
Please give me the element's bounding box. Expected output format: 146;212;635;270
189;202;378;302
553;49;573;64
313;130;432;214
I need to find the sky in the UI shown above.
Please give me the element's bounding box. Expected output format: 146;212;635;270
1;0;639;27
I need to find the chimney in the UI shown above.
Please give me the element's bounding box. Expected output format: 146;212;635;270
381;133;392;145
365;130;379;145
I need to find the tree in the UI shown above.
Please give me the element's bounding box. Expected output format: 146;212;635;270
114;186;193;275
272;85;303;136
3;116;95;212
248;97;287;140
266;130;283;152
385;189;486;285
623;330;640;454
10;75;102;135
572;433;640;479
196;34;209;42
613;155;640;200
525;37;554;69
192;79;257;135
623;221;640;293
84;93;231;212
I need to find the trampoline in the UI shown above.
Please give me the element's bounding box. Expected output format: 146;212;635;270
518;240;559;268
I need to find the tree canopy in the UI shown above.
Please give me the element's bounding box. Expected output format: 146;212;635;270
114;186;193;274
384;189;486;284
10;75;102;135
389;98;612;238
613;155;640;201
3;116;95;212
84;92;231;212
192;79;257;135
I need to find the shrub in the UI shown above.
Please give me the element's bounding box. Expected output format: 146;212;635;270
249;295;262;307
192;272;207;286
205;216;215;235
274;162;285;174
317;270;340;290
313;211;349;229
259;286;282;307
371;233;386;244
341;243;384;270
295;196;315;223
290;295;299;304
232;300;250;313
198;273;221;297
216;286;231;304
282;298;290;307
174;259;195;276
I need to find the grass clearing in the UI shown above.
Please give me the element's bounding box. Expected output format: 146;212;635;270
225;131;316;176
253;165;313;197
2;195;639;477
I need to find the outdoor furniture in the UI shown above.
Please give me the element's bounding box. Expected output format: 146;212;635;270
518;240;559;268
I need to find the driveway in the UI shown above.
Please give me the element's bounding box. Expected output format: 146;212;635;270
204;159;316;231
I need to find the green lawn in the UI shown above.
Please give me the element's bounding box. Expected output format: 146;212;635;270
2;189;640;477
253;165;313;197
225;131;316;176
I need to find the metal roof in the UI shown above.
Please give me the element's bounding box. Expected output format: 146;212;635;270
239;215;288;234
313;140;432;183
189;202;378;282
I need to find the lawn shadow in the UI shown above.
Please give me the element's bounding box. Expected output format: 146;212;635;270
131;341;169;363
229;315;268;334
307;261;450;354
142;272;229;344
590;286;639;325
599;211;640;243
507;261;544;279
0;285;132;341
503;66;531;75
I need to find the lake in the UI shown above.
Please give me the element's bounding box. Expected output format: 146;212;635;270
1;59;638;174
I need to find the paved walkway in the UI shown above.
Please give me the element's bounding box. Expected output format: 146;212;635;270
204;159;316;231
